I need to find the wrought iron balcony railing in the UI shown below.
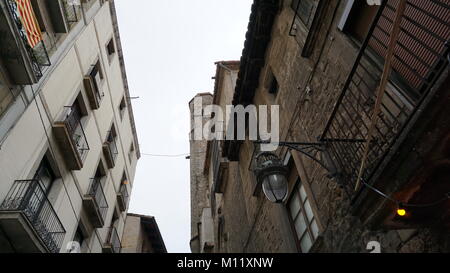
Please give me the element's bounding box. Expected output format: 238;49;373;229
107;134;119;163
320;0;450;197
86;178;108;223
62;0;81;25
4;0;51;81
105;227;121;253
103;131;118;169
63;105;90;162
0;180;66;253
118;183;129;211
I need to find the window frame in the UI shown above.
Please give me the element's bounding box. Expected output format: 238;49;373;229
291;0;319;29
90;60;104;93
73;226;85;247
287;178;320;253
106;37;116;63
33;156;56;194
289;0;330;57
128;143;135;164
119;96;127;120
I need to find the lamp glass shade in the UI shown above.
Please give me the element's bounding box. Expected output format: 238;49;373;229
262;173;288;203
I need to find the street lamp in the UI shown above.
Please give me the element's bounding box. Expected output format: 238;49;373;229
254;152;289;203
252;140;340;203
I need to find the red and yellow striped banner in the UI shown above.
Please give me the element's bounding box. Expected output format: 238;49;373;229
15;0;42;48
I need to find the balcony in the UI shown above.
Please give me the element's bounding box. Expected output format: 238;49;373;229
320;0;450;198
83;62;104;110
0;0;51;84
53;106;90;171
211;140;229;194
102;227;121;253
117;184;129;212
62;0;82;26
0;0;82;85
103;132;118;169
82;178;108;228
0;180;66;253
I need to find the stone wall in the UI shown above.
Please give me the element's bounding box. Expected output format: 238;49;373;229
189;93;213;252
207;0;449;253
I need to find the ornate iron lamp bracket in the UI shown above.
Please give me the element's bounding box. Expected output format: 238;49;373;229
255;140;344;179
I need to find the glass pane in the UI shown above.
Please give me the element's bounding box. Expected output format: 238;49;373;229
289;193;301;219
311;219;319;239
299;185;307;202
300;233;313;253
35;159;55;192
294;212;307;238
304;200;314;221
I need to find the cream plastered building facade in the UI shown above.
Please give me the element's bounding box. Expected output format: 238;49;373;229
0;0;140;253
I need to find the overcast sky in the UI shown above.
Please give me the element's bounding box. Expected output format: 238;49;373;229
114;0;253;253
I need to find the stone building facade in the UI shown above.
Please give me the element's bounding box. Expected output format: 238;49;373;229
189;0;449;253
121;213;166;253
0;0;140;253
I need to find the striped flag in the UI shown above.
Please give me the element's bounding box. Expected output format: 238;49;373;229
15;0;42;48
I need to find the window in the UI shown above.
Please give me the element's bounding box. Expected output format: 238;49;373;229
106;38;116;59
288;179;319;253
106;124;118;164
73;226;85;248
340;1;379;42
34;157;56;193
269;74;279;95
90;164;106;194
68;94;89;147
291;0;319;29
111;209;119;228
128;143;135;164
119;96;126;120
290;0;327;57
84;59;104;109
121;172;128;184
66;97;85;133
91;60;104;93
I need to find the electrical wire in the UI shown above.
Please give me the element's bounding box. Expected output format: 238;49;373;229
362;180;450;208
32;85;92;253
141;153;190;157
141;151;206;158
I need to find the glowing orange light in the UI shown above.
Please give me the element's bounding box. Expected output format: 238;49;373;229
397;208;406;216
123;180;129;185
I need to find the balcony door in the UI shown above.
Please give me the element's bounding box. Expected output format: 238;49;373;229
91;168;103;194
35;157;55;193
66;100;88;159
25;157;55;221
107;129;118;158
67;101;82;133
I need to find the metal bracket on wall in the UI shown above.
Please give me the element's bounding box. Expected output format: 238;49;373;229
255;139;366;181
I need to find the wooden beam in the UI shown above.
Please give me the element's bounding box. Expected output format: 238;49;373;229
354;0;408;191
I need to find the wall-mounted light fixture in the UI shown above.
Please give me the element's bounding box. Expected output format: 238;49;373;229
252;141;340;203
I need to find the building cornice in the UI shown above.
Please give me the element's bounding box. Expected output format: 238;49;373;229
224;0;279;161
127;213;167;253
